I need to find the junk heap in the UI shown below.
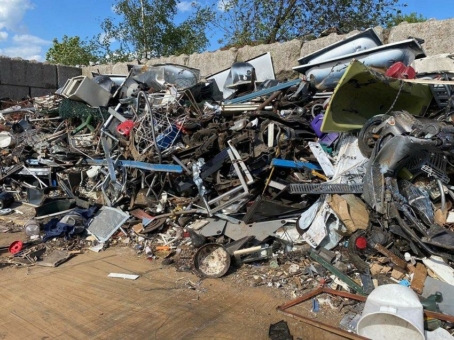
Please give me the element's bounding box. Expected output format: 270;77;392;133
2;28;454;337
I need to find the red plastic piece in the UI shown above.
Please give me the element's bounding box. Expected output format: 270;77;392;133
385;62;416;79
117;120;135;137
9;240;23;254
355;236;367;250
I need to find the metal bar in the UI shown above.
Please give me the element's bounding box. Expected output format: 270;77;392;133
171;155;192;175
100;136;117;182
209;192;249;214
225;79;301;104
108;107;127;123
310;250;365;295
277;309;368;340
227;140;253;184
85;159;183;173
258;91;282;111
271;158;321;171
227;149;248;193
208;185;243;205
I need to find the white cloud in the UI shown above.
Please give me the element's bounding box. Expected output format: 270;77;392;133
177;1;195;12
0;30;7;42
99;32;116;44
13;34;50;45
217;0;232;12
0;0;34;32
0;1;51;61
0;34;51;61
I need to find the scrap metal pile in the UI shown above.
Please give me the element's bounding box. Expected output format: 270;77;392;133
2;28;454;336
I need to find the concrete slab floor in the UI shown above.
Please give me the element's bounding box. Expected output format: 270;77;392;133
0;244;349;340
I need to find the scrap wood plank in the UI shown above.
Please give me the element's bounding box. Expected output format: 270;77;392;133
411;263;427;294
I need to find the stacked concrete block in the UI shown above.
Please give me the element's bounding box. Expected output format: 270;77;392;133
0;57;81;100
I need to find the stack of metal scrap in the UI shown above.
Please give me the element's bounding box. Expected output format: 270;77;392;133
2;30;454;329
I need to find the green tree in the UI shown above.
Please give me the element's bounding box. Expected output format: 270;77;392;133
386;12;427;27
92;0;213;62
46;35;97;66
213;0;406;47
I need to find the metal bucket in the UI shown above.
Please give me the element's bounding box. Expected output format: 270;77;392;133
193;243;231;278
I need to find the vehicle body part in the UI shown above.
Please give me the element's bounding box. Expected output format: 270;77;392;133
322;60;432;132
362;135;439;215
193;243;231;278
87;206;129;243
294;39;426;90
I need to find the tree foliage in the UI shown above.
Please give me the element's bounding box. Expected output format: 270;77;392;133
213;0;406;47
386;12;427;27
46;35;97;66
92;0;213;62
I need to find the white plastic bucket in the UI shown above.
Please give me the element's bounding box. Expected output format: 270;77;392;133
357;284;424;340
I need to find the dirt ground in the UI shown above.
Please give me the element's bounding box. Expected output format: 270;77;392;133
0;207;351;340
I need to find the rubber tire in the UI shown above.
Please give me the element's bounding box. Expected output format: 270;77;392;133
358;115;389;158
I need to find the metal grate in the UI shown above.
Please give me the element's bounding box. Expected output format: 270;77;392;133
288;183;363;194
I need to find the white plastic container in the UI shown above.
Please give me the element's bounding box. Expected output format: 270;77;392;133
357;284;424;340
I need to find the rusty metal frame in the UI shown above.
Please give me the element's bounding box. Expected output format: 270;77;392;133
277;286;454;340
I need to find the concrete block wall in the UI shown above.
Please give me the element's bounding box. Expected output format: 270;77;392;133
2;18;454;101
82;18;454;82
0;57;81;100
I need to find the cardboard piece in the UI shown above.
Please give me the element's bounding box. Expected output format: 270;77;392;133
327;194;369;234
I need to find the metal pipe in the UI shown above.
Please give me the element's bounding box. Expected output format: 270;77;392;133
437;179;446;212
137;91;162;163
256;90;282;111
311;104;324;118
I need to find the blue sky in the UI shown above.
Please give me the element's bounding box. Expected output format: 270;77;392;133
0;0;453;62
